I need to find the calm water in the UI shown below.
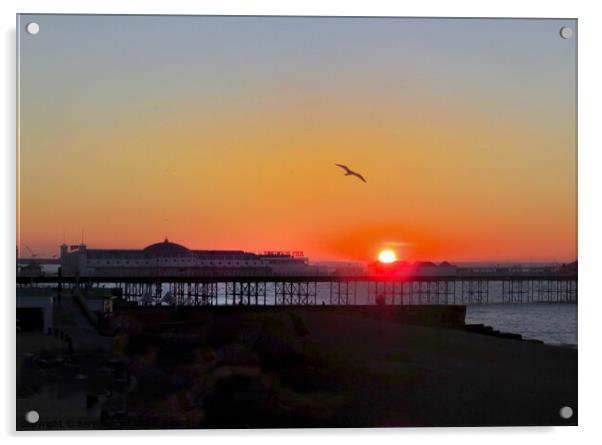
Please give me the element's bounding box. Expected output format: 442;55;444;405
131;283;579;347
159;283;579;347
466;303;577;347
35;266;578;347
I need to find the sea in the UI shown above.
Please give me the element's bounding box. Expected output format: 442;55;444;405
103;282;582;348
34;264;578;347
466;303;577;347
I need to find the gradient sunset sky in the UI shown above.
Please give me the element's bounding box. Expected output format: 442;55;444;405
17;15;577;262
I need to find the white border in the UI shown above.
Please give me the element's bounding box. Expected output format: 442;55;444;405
3;0;601;443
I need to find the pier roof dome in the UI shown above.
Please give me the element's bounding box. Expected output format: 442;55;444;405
143;238;190;256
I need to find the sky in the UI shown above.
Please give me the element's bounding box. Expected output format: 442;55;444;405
17;15;577;263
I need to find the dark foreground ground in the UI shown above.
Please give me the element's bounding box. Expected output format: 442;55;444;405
17;304;577;429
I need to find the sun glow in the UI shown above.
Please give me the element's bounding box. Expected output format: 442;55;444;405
378;249;397;264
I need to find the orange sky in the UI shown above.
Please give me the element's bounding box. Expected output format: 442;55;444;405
17;16;577;263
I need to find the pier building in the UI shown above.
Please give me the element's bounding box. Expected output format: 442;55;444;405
59;238;322;277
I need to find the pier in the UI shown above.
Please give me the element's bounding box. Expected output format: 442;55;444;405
17;271;578;306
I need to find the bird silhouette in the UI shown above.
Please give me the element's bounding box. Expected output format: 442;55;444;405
334;163;367;183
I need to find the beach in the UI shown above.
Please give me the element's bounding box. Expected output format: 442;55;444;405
17;303;577;429
291;308;577;427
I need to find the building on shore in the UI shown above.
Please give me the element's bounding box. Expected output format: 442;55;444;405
59;238;325;277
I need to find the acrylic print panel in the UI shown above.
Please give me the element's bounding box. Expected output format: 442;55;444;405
16;14;577;430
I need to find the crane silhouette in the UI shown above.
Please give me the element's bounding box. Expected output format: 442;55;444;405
24;245;37;258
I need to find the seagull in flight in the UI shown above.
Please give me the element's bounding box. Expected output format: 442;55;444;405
335;163;367;183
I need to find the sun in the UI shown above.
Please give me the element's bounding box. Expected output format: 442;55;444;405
378;249;397;264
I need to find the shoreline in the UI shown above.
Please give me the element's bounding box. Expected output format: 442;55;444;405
465;303;577;347
17;303;577;429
